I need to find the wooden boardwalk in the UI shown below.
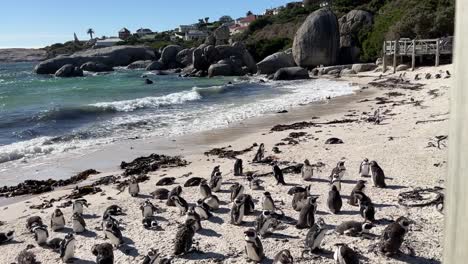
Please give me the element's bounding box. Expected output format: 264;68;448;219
382;37;453;72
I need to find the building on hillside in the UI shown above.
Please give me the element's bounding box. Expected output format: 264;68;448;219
94;37;123;48
118;28;131;40
236;15;257;27
303;0;332;7
135;28;153;37
184;30;208;41
178;25;198;33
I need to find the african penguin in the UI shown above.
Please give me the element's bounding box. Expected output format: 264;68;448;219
334;243;359;264
357;195;376;222
255;210;278;238
262;192;276;211
185;207;202;231
26;216;43;233
171;195;188;216
156;177;176;186
252;143;265;163
359;158;371;177
184;177;203;187
380;216;412;256
370;160;386;188
302;159;314;181
0;230;14;244
50;208;66;231
248;175;263;190
296;196;318;229
105;205;124;216
304;218;327;254
199;179;212;198
203;194;220;211
128;176;140;197
239;194;256;215
210;165;220;179
174;219;197;256
244;229;264;262
102;211;120;232
234;158;243;176
166;185;182;207
272;163;286;185
273;249;294;264
331;177;342;192
46;237;63;252
72;212;86;233
209;173;222;192
230;183;244;202
143;248;172;264
230;197;245;225
91;243;114;264
60;233;76;263
330;161;346;181
335;220;374;237
151;188;169;200
104;220;124;247
72;199;88;215
327;185;343;214
290;186;310;212
140;200;158;218
348;180;366;206
143;216;160;230
194;199;212;220
32;225;49;245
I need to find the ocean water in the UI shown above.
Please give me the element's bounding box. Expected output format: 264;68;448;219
0;62;356;167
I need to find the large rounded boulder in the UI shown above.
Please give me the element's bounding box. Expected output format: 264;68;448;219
273;67;309;80
257;50;296;74
145;61;165;71
126;60;153;69
208;63;233;77
338;10;373;63
160;45;183;69
292;8;340;67
176;48;195;67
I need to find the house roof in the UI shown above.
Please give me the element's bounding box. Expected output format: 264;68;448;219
240;15;257;23
137;28;152;33
119;28;130;33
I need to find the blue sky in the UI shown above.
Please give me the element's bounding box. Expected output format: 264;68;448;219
0;0;294;48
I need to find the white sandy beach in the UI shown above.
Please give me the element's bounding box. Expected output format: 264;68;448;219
0;65;450;263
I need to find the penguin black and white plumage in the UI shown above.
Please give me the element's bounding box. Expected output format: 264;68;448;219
209;173;222;192
143;216;161;230
0;230;14;244
184;177;203;187
199;179;212;198
356;193;375;222
331;177;342;192
46;237;63;252
239;194;255;215
105;205;124;216
26;216;43;233
143;248;172;264
156;177;176;186
335;221;374;237
72;199;88;215
248;175;263;190
329;161;346;181
327;185;343;214
194;199;212;220
72;212;86;233
185;207;202;231
348;180;366;206
140;200;158;218
230;197;245;225
234;159;243;176
272;163;286;185
50;208;66;231
203;194;220;211
104;221;124;247
91;243;114;264
166;185;182;206
296;196;318;229
174;219;197;256
302;159;314;181
102;211;120;232
273;249;293;264
60;233;76;262
128;176;140;197
304;218;327;254
244;228;264;262
252;143;265;163
230;183;244;202
262;192;276;211
32;225;49;245
151;188;169;200
359;158;370;177
370;160;386;188
334;243;359;264
171;195;188;216
289;185;310;212
210;165;220;179
255;211;278;238
380;216;412;256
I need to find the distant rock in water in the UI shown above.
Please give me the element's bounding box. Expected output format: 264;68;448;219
146;61;165;71
80;61;113;72
144;78;153;84
34;45;156;75
273;67;309;81
293;8;340;67
127;60;153;69
55;64;83;77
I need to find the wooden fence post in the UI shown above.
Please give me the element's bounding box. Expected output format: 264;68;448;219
412;40;416;71
393;39;399;73
382;41;387;72
435;38;440;67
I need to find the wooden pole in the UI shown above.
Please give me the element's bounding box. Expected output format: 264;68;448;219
436;38;440;67
444;0;468;262
382;41;387;72
393;39;399;73
411;39;416;71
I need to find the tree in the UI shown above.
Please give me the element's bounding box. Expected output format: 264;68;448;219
86;28;95;39
219;15;233;23
204;17;210;23
246;11;253;16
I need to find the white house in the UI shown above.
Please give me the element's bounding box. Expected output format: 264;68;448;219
184;30;208;41
136;28;153;37
178;25;198;33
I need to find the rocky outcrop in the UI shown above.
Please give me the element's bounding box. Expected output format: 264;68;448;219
80;62;113;72
273;67;310;80
127;60;153;69
292;8;340;68
351;63;378;73
257;50;296;74
34;46;156;74
318;65;352;74
159;45;183;69
208;63;233;77
176;48;195;67
145;61;164;71
214;25;230;45
55;64;84;77
341;68;356;75
338;10;373;64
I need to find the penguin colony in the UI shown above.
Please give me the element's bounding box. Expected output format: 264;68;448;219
0;149;418;264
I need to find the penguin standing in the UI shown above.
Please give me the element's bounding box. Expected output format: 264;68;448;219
273;249;293;264
272;163;286;185
262;192;276;212
91;243;114;264
174;219;197;256
50;209;66;231
0;231;14;244
334;243;359;264
203;194;220;211
194;199;212;220
199;179;212;198
128;176;140;197
210;165;220;179
244;229;264;262
380;216;412;256
255;211;278;238
348;180;366;206
359;158;371;177
230;197;245;225
209;173;222;192
185;207;202;231
370;160;386;188
230;183;244;202
166;186;182;207
331;177;342;192
104;221;123;247
140;200;158;218
335;220;374;237
289;186;310;211
32;225;49;246
102;211;120;232
296;196;318;229
248;175;263;190
72;199;88;215
171;195;188;216
302;159;314;181
304;218;327;254
327;185;343;214
234;159;243;176
72;212;87;233
239;194;256;215
329;161;346;181
356;192;376;222
60;233;76;263
253;143;265;163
